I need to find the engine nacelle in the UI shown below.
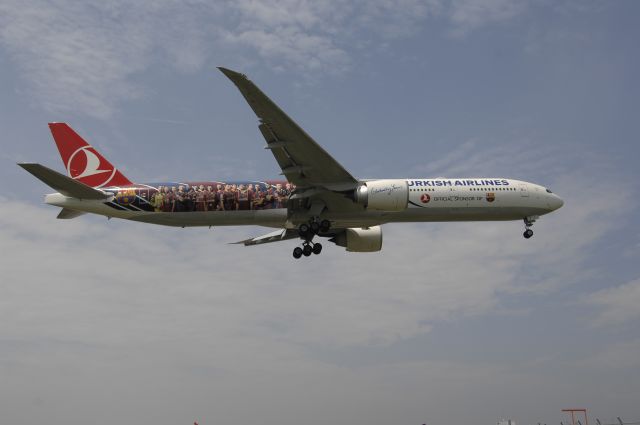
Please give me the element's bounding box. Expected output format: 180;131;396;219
354;179;408;211
331;226;383;252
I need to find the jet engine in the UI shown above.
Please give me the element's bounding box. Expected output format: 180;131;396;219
330;226;382;252
354;179;408;211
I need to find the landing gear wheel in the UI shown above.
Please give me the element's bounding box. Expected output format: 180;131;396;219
312;243;322;255
523;229;533;239
302;245;312;256
298;223;310;238
320;220;331;233
310;221;320;234
293;247;303;259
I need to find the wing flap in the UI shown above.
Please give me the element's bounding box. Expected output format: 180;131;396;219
18;163;110;200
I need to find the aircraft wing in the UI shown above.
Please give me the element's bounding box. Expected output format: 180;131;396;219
218;67;358;192
231;228;299;246
57;208;87;219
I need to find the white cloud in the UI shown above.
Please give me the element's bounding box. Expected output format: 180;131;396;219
0;0;216;118
356;0;444;38
220;0;443;75
0;0;534;119
449;0;528;37
585;278;640;326
221;27;351;75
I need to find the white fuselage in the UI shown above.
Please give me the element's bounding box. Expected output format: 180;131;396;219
44;178;563;229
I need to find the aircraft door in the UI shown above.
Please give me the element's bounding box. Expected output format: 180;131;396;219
446;185;462;212
519;184;529;197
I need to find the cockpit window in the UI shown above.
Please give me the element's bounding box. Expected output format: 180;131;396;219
546;188;553;193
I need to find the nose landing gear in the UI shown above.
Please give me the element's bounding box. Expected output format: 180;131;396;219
292;218;330;259
523;216;538;239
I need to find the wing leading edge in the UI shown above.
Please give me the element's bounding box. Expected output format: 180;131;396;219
218;67;358;192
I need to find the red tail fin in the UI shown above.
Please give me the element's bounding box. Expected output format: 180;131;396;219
48;123;133;188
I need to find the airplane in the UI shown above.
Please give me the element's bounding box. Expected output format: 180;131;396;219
19;67;564;259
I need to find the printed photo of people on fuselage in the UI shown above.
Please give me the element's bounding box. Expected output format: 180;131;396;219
111;181;295;213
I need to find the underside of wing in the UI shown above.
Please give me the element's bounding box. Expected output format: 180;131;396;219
218;67;358;192
57;208;87;219
231;228;299;246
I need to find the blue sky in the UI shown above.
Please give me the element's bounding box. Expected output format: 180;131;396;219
1;1;639;425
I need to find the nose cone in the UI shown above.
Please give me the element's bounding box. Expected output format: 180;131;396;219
549;194;564;211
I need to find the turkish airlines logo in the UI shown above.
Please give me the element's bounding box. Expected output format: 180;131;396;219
67;146;117;188
420;193;430;203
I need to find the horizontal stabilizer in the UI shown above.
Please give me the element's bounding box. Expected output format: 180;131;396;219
57;208;86;219
232;229;298;246
18;163;110;200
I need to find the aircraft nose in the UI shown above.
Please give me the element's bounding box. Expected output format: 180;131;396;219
549;194;564;211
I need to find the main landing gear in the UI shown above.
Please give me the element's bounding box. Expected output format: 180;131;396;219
523;216;538;239
292;242;323;259
292;218;331;259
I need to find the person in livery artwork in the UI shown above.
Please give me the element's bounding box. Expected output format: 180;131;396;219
124;182;295;212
